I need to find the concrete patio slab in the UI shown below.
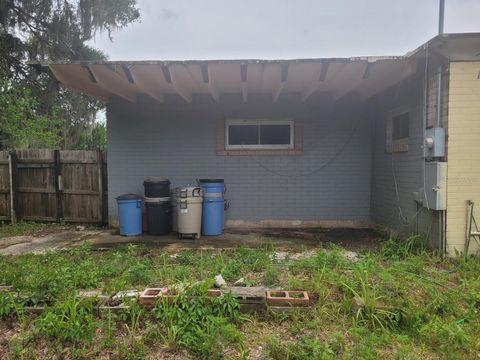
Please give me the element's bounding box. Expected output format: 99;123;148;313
0;227;382;255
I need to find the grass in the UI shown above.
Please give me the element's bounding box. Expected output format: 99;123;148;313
0;234;479;359
0;221;70;239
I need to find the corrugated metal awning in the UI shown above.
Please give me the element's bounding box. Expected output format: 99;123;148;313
49;57;415;103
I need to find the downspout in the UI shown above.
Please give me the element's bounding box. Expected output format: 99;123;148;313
435;65;442;128
435;63;446;254
436;0;445;129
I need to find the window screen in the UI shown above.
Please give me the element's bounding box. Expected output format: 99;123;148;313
392;112;409;141
226;120;293;149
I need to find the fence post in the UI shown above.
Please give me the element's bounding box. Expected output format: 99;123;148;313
97;150;107;225
8;150;18;223
53;150;63;221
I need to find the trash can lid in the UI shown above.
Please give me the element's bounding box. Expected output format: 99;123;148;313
144;196;171;203
144;177;170;184
116;193;144;201
198;179;224;183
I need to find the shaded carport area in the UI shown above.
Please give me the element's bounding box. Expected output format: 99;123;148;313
48;55;417;228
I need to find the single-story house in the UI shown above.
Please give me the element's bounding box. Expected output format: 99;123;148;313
49;33;480;255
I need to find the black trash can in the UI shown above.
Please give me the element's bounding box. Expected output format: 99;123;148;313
144;178;170;198
145;197;172;235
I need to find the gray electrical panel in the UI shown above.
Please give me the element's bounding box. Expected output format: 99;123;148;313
424;162;447;210
425;127;445;158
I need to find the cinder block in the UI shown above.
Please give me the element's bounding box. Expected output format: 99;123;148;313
207;289;222;297
225;286;266;304
266;290;309;307
138;287;168;305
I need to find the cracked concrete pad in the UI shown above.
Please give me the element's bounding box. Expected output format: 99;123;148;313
0;230;103;255
0;227;381;256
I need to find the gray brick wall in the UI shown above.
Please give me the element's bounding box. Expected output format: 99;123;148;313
106;95;372;224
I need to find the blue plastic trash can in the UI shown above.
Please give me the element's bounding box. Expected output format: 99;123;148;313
201;197;225;235
116;194;143;236
198;179;226;236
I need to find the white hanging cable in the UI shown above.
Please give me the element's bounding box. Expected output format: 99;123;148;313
391;152;409;225
253;117;361;178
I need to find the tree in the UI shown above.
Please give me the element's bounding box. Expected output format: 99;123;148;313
0;80;62;149
0;0;140;149
0;0;139;78
72;121;107;150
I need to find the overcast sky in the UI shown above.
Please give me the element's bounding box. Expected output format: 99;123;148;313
88;0;480;60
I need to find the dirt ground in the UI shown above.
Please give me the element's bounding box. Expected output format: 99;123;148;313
0;226;383;255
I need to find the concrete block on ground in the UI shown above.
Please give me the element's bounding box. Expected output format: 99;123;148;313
138;288;168;305
225;286;267;304
266;290;309;307
112;289;140;301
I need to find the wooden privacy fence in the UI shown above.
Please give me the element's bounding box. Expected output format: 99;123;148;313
0;150;107;224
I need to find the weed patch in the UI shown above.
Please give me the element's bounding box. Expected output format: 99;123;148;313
35;296;95;344
152;282;243;359
0;240;478;358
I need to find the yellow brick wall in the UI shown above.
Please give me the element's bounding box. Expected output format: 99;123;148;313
447;62;480;255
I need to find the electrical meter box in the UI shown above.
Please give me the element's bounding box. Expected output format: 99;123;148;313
424;162;447;210
425;127;445;158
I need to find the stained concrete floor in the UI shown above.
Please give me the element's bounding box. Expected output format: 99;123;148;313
0;227;383;255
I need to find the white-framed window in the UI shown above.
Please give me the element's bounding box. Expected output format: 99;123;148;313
386;107;410;153
225;119;294;150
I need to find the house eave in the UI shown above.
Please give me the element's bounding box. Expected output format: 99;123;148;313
45;33;480;104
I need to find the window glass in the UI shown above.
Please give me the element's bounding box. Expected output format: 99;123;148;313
392;112;409;140
259;124;291;145
228;125;258;145
226;120;293;149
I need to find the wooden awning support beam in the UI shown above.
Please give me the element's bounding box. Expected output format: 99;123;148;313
88;65;137;102
332;61;370;101
301;61;330;102
241;64;248;102
201;64;219;102
273;63;289;102
128;65;164;103
166;66;192;103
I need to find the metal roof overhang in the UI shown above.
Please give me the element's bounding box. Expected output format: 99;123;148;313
49;57;416;103
48;33;480;104
407;33;480;61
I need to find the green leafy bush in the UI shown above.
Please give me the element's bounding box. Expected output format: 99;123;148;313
342;268;402;330
0;291;16;318
419;318;471;352
35;296;95;343
152;282;242;359
1;245;101;303
263;266;280;286
381;235;428;259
